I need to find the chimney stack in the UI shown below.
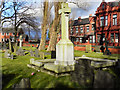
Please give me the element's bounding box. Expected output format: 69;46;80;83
78;16;81;22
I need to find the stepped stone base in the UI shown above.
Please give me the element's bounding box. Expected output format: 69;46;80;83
44;63;74;73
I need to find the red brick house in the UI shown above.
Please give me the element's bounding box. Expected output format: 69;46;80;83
69;14;95;45
0;28;27;43
95;0;120;46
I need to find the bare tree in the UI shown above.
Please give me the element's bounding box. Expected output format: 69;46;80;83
1;0;38;52
38;0;53;51
47;2;61;51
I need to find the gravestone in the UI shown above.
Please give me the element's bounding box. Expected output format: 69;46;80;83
30;49;34;57
19;35;23;47
4;50;10;58
12;78;31;89
85;45;92;53
3;42;7;50
51;51;56;59
35;49;39;57
94;45;100;52
94;70;115;88
71;59;94;87
30;58;35;64
54;3;74;66
10;54;14;60
39;52;45;59
16;47;25;56
4;50;13;59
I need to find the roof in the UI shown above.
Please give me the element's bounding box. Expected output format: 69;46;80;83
72;18;90;26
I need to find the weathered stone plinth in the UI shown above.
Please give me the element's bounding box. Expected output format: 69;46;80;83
44;63;74;73
54;39;75;66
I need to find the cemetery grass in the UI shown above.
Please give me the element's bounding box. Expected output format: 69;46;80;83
2;47;120;89
74;50;120;59
2;49;80;89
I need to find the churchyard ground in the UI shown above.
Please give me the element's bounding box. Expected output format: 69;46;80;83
1;46;120;89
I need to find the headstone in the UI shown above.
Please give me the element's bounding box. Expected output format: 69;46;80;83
16;47;25;56
3;42;7;50
54;3;74;66
39;52;45;59
30;58;34;64
85;45;92;53
51;51;56;59
71;59;94;87
94;70;115;88
12;78;31;88
94;45;100;52
10;54;14;60
4;50;9;58
30;49;34;57
35;49;39;57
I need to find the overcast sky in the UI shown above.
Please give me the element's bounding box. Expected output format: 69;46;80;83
31;0;118;21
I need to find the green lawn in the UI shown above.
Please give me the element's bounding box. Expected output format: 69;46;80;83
1;46;120;89
1;47;80;89
74;50;119;60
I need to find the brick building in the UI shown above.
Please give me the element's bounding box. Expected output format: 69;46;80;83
95;0;120;46
69;14;95;45
0;28;26;43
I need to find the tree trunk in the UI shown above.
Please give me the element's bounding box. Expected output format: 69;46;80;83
38;1;49;51
47;2;61;51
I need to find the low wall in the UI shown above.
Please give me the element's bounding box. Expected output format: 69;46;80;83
23;43;120;54
74;45;120;54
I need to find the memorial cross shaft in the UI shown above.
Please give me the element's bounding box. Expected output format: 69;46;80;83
59;3;71;40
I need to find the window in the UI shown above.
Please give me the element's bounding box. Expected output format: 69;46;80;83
89;36;93;43
102;4;105;9
105;16;108;26
76;27;78;33
113;14;117;25
86;26;89;32
115;33;118;43
80;27;83;33
1;32;4;35
103;34;105;41
2;39;4;42
80;38;82;43
92;24;94;30
97;35;101;43
6;32;9;35
76;38;79;42
111;33;114;43
100;16;104;26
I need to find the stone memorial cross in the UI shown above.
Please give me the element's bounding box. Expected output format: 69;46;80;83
54;3;74;66
19;35;23;47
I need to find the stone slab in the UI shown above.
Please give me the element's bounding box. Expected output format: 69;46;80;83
75;57;118;62
27;64;41;70
91;61;116;68
44;63;74;73
75;57;117;68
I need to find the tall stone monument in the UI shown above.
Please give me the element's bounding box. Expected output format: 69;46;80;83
19;35;23;47
54;3;74;66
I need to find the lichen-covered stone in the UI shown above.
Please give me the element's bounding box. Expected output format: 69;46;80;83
44;63;74;73
70;59;94;88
